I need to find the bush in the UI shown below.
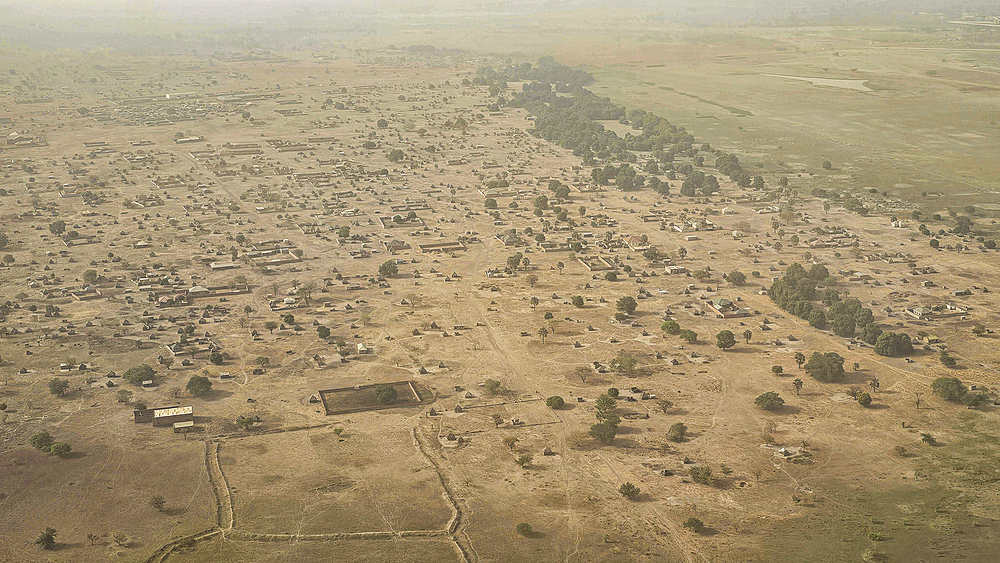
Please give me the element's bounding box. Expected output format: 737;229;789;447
545;396;565;409
678;329;698;343
589;421;618;444
607;387;619;398
893;445;906;457
618;482;640;500
856;392;872;407
754;391;784;411
690;466;714;485
378;260;399;278
50;442;72;457
683;517;705;533
515;522;534;537
571;295;584;308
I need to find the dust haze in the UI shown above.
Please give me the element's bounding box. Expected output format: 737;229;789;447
2;1;1000;562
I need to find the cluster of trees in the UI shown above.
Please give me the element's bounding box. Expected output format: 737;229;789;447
873;331;914;357
476;57;595;90
804;352;846;383
30;431;72;457
679;170;720;197
589;393;620;444
769;263;885;341
931;377;987;407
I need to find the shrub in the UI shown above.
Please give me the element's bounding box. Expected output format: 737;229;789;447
931;377;967;402
690;466;714;485
30;431;54;452
857;392;872;407
683;517;705;533
50;442;72;457
667;422;687;442
515;522;533;537
618;482;640;500
374;384;398;404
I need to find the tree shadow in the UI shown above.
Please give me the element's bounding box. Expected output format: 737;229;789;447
61;451;88;460
163;506;188;517
200;389;234;402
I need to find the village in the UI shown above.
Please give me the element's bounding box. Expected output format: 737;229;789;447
1;41;999;563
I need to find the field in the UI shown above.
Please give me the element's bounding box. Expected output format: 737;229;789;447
2;6;1000;563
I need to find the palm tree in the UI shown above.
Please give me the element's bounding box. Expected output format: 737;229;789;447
792;378;803;395
743;329;752;344
538;327;548;343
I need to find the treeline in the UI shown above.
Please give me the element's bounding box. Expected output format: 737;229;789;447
769;263;913;356
475;56;594;90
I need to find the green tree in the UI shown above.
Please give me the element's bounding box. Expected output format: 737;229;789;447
516;522;534;537
484;198;498;209
716;330;736;351
235;415;255;431
754;391;784;411
726;270;746;286
48;378;69;396
609;351;637;374
374;384;397;404
931;377;967;402
379;260;399;277
538;326;548;343
939;352;957;368
794;352;806;369
743;329;753;344
972;323;987;337
515;453;533;468
209;350;224;365
589;421;618;444
49;220;66;236
804;352;845;383
616;296;637;316
571;295;584;308
123;364;155;385
264;321;278;334
857;392;872;407
662;320;681;335
619;482;640;500
792;378;803;395
186;375;212;397
678;329;698;344
657;399;674;413
771;365;783;375
318;326;331;339
545;396;565;409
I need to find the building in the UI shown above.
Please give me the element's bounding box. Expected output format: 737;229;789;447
152;405;194;427
706;297;751;318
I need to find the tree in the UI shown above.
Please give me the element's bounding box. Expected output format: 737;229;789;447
537;327;548;343
972;323;987;337
771;365;783;375
209;350;224;365
35;527;57;550
615;296;637;316
527;275;539;288
657;399;674;413
376;118;388;128
589;421;618;444
667;422;687;442
743;329;753;344
48;378;69;396
716;330;736;351
683;517;705;533
619;482;640;500
256;356;270;367
822;160;832;170
116;389;133;404
860;323;883;345
857;392;872;407
186;375;212;397
484;198;497;209
605;271;618;282
50;442;72;457
661;320;681;335
244;305;253;318
317;326;331;339
726;270;746;286
529;296;539;309
754;391;784;411
794;352;806;369
123;364;155;385
83;269;99;284
149;495;166;512
874;332;913;357
804;352;845;383
515;453;533;468
921;433;937;446
516;522;534;537
264;321;279;334
571;295;584;308
545;396;565;409
379;260;399;278
931;377;967;402
679;330;698;344
374;384;398;404
30;431;54;452
940;352;957;368
503;436;519;451
49;220;66;236
792;378;803;395
491;414;504;428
